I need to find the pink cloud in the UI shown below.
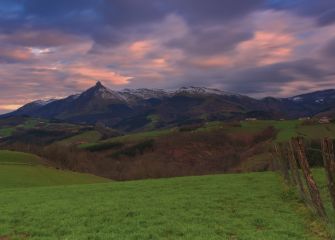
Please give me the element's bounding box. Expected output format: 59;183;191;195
67;65;133;86
0;30;83;48
236;31;301;67
0;47;33;62
128;40;154;58
189;55;233;69
0;104;23;112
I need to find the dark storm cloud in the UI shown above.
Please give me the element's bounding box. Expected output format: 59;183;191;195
167;24;253;56
322;38;335;58
225;59;335;95
169;0;266;23
0;0;266;46
22;0;266;26
99;0;167;27
1;0;335;112
22;0;100;18
269;0;335;26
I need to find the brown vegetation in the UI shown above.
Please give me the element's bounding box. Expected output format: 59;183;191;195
3;126;277;180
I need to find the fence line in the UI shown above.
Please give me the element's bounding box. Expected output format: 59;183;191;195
273;137;332;219
321;138;335;210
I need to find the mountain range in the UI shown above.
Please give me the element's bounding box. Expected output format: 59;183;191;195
3;81;335;131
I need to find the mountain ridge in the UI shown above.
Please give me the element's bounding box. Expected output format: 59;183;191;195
3;82;334;131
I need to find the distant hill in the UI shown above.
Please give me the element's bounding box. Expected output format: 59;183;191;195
3;82;335;131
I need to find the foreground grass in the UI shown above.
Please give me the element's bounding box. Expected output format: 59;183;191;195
313;169;335;237
0;150;109;188
0;172;325;240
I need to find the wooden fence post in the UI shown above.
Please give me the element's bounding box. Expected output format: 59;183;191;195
287;141;308;200
292;137;327;218
321;138;335;210
274;143;291;184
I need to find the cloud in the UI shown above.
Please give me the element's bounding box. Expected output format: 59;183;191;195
0;104;22;112
269;0;335;26
322;38;335;59
167;23;253;56
0;30;83;48
0;46;33;63
66;65;133;86
169;0;266;23
223;59;335;97
1;0;335;112
234;31;300;66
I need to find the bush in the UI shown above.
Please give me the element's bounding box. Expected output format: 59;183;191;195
85;142;124;152
179;123;204;132
253;126;277;143
111;139;155;158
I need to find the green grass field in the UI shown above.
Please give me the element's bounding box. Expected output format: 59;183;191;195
0;127;15;137
1;121;334;239
0;150;39;165
297;124;335;139
0;171;329;240
74;120;335;151
239;120;335;142
57;130;102;146
21;119;40;129
80;128;173;149
0;150;109;188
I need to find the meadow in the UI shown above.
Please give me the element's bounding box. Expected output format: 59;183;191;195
0;150;108;188
0;171;329;240
77;120;335;151
0;149;331;240
1;121;335;239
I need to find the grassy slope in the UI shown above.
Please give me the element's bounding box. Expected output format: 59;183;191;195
313;169;335;236
239;120;300;141
0;127;15;137
80;128;173;149
0;172;325;240
0;150;39;165
297;124;335;139
0;150;109;188
79;120;335;151
239;120;335;142
57;130;102;146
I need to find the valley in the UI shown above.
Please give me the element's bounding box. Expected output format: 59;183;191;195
2;1;335;239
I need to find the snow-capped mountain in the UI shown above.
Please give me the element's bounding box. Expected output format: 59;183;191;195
3;82;334;132
173;86;239;97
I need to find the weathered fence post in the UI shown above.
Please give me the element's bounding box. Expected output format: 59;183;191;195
287;141;308;200
292;137;327;218
321;138;335;210
274;143;291;184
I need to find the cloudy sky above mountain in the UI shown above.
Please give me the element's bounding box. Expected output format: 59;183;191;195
0;0;335;112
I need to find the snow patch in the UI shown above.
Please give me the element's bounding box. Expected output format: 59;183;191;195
292;97;303;102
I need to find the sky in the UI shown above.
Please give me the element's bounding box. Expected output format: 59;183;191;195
0;0;335;113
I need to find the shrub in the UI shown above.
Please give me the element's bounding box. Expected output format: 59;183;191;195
85;142;124;152
111;139;155;158
178;123;204;132
253;126;277;143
